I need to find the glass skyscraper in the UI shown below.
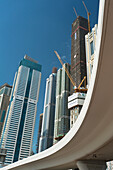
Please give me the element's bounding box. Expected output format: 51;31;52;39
36;113;43;153
54;64;70;144
0;84;12;137
39;68;57;152
0;55;42;165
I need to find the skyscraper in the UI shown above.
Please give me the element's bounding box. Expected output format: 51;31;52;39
36;113;43;153
0;84;12;137
68;16;88;128
71;16;88;89
0;55;41;164
85;24;97;85
39;67;57;152
54;64;70;144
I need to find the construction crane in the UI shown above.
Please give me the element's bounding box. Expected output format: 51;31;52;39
54;51;75;88
54;51;87;93
82;1;91;32
73;7;78;18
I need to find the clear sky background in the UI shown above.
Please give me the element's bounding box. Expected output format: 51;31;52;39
0;0;99;153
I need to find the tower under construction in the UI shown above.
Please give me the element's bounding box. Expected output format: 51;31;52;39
68;16;88;128
71;16;88;89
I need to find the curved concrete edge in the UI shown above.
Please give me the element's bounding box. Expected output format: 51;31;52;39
1;0;111;169
76;160;107;170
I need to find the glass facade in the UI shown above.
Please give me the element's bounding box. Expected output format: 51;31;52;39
36;113;43;153
0;56;41;164
54;63;70;144
39;72;56;152
0;84;12;138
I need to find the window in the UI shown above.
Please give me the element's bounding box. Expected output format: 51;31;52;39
90;41;94;55
46;81;50;105
1;110;6;122
75;32;77;40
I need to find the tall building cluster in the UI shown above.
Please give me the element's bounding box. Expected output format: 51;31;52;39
0;9;99;169
37;16;98;153
36;16;98;154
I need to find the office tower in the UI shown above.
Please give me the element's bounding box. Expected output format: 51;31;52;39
36;113;43;153
68;16;88;128
85;24;98;85
0;84;12;137
0;55;42;164
54;64;70;144
39;67;57;152
71;16;88;89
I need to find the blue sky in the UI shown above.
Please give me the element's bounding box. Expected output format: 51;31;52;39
0;0;99;153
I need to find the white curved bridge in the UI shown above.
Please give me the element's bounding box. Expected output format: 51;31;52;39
2;0;113;169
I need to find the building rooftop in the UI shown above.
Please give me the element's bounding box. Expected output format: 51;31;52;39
52;67;57;74
20;55;42;72
72;15;88;26
0;83;12;90
24;55;38;64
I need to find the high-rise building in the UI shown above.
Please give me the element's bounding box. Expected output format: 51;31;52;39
36;113;43;153
68;16;88;128
0;55;41;164
0;84;12;137
85;24;98;85
54;64;70;144
39;67;57;152
71;16;88;89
